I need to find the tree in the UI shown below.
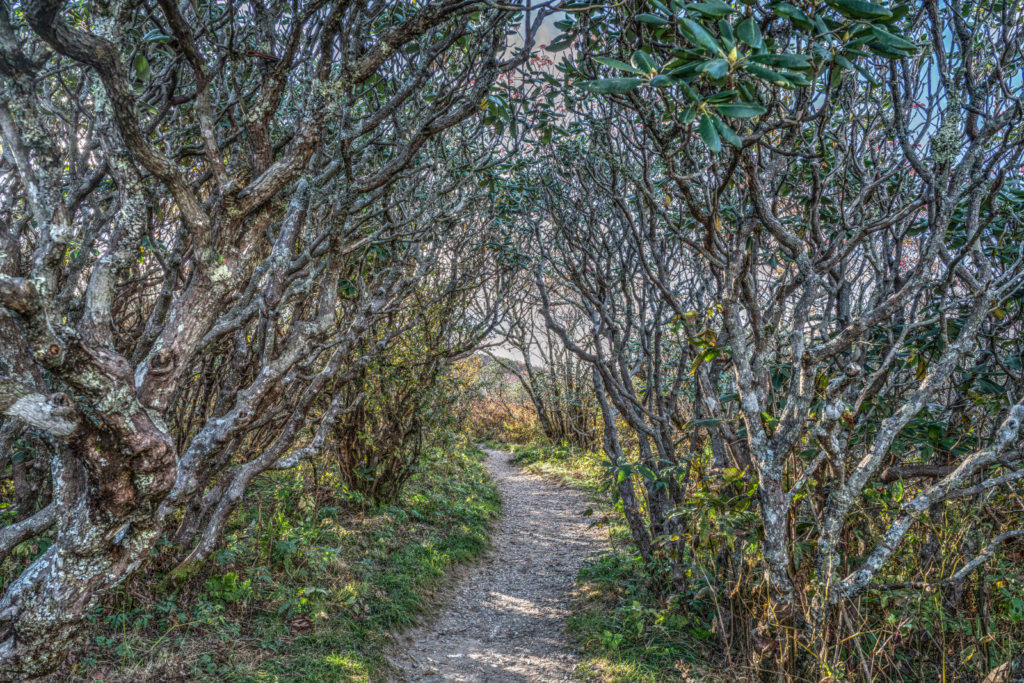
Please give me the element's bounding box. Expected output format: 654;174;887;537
332;238;515;504
487;287;599;448
0;0;551;676
514;0;1024;675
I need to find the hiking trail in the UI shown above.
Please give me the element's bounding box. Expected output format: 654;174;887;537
390;446;605;682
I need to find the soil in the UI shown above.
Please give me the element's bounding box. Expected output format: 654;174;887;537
390;446;605;682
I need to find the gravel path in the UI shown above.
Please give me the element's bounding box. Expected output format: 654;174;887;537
390;446;605;682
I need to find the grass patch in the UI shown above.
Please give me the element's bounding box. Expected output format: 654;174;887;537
505;442;607;491
43;443;499;683
499;441;726;683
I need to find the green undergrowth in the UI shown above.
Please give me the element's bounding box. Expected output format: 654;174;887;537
44;443;499;683
498;441;724;683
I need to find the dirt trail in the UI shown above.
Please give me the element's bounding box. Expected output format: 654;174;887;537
390;446;605;682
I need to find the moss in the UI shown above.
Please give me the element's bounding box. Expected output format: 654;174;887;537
930;93;963;165
154;556;206;597
209;264;232;283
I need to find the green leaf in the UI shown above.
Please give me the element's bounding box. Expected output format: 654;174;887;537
866;41;909;59
881;3;910;22
593;56;645;74
976;377;1004;395
678;105;698;123
722;467;744;482
676;80;703;103
637;466;658;481
688;0;734;17
771;2;814;30
781;70;811;86
849;59;882;85
712;115;743;148
581;77;644;94
650;74;683;87
662;56;687;71
869;25;916;51
706;89;737;102
681;18;724;56
700;115;721;150
830;63;845;87
636;12;670;25
716;102;766;118
632;49;659;74
697;58;730;79
827;0;893;20
544;38;577;52
743;63;794;87
833;54;856;70
668;61;705;78
719;19;736;45
737;17;762;47
337;279;357;298
747;52;813;69
142;29;171;42
691;339;724;369
133;54;151;82
844;48;873;58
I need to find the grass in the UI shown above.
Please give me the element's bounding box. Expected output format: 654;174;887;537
494;440;727;683
42;443;500;683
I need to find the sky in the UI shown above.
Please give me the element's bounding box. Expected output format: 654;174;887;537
512;7;565;60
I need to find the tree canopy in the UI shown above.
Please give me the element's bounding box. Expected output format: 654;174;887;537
2;0;1024;678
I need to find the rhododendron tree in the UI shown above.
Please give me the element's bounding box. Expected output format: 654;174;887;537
0;0;551;676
